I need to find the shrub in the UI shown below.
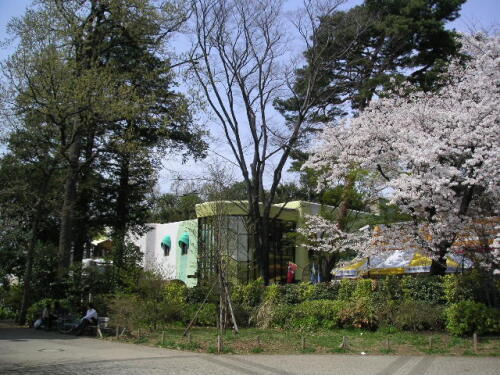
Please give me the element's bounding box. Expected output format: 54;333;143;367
282;284;302;304
232;278;265;308
393;301;444;331
263;283;282;304
442;275;473;305
108;294;142;331
353;279;375;300
186;285;218;304
296;283;315;302
445;301;499;336
401;276;444;304
375;299;398;328
1;285;23;314
443;271;500;308
181;303;217;326
338;297;378;330
308;282;339;301
0;306;16;320
164;280;187;305
26;298;71;325
337;279;356;301
255;301;293;329
290;300;343;330
377;276;403;302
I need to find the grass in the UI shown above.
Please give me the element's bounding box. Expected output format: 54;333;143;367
106;327;500;356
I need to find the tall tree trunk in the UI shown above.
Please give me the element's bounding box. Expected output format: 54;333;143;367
18;205;43;325
254;216;270;284
430;242;451;276
112;153;130;286
73;131;96;263
57;132;81;276
337;175;355;230
114;154;130;263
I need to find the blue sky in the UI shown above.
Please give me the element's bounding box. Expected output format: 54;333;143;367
1;0;499;60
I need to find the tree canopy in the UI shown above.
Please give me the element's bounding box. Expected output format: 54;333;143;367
305;34;500;274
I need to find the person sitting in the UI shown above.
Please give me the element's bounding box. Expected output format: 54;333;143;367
40;303;50;329
71;303;98;336
41;303;58;330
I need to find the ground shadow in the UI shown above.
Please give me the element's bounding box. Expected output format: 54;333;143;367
0;320;85;341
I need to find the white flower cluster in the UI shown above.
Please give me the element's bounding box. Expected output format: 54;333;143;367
305;34;500;263
297;215;370;255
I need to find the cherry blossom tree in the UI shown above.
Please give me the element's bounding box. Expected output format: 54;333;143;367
304;34;500;274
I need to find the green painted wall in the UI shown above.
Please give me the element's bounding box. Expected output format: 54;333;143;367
175;219;198;287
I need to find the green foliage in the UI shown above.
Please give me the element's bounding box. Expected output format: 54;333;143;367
181;303;217;326
353;279;374;300
394;301;444;331
337;279;356;301
0;285;23;314
231;278;265;308
108;294;142;331
308;282;339;300
163;281;187;306
282;284;302;304
26;298;71;325
149;193;202;223
376;276;403;302
296;283;316;302
186;284;219;304
290;300;343;330
263;283;282;304
278;0;465;120
109;271;188;330
445;301;500;336
338;297;378;330
443;274;474;305
443;270;500;308
401;276;444;304
0;306;16;320
255;301;293;329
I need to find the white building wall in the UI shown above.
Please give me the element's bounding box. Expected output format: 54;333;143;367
132;223;181;279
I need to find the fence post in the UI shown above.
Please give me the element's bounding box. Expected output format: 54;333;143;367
340;336;349;349
301;335;306;350
473;332;478;353
429;336;433;351
386;337;390;351
217;335;223;354
161;331;165;346
115;326;119;340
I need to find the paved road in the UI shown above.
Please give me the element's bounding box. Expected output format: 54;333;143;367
1;326;499;375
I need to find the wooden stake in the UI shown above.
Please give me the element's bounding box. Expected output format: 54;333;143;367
301;335;306;350
429;336;433;350
217;335;223;354
115;326;119;339
257;336;261;346
473;332;478;353
340;336;349;349
386;337;390;351
161;331;165;345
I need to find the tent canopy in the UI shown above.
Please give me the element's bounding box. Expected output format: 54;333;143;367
332;250;471;278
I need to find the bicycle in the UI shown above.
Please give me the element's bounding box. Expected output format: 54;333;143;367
57;315;79;334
